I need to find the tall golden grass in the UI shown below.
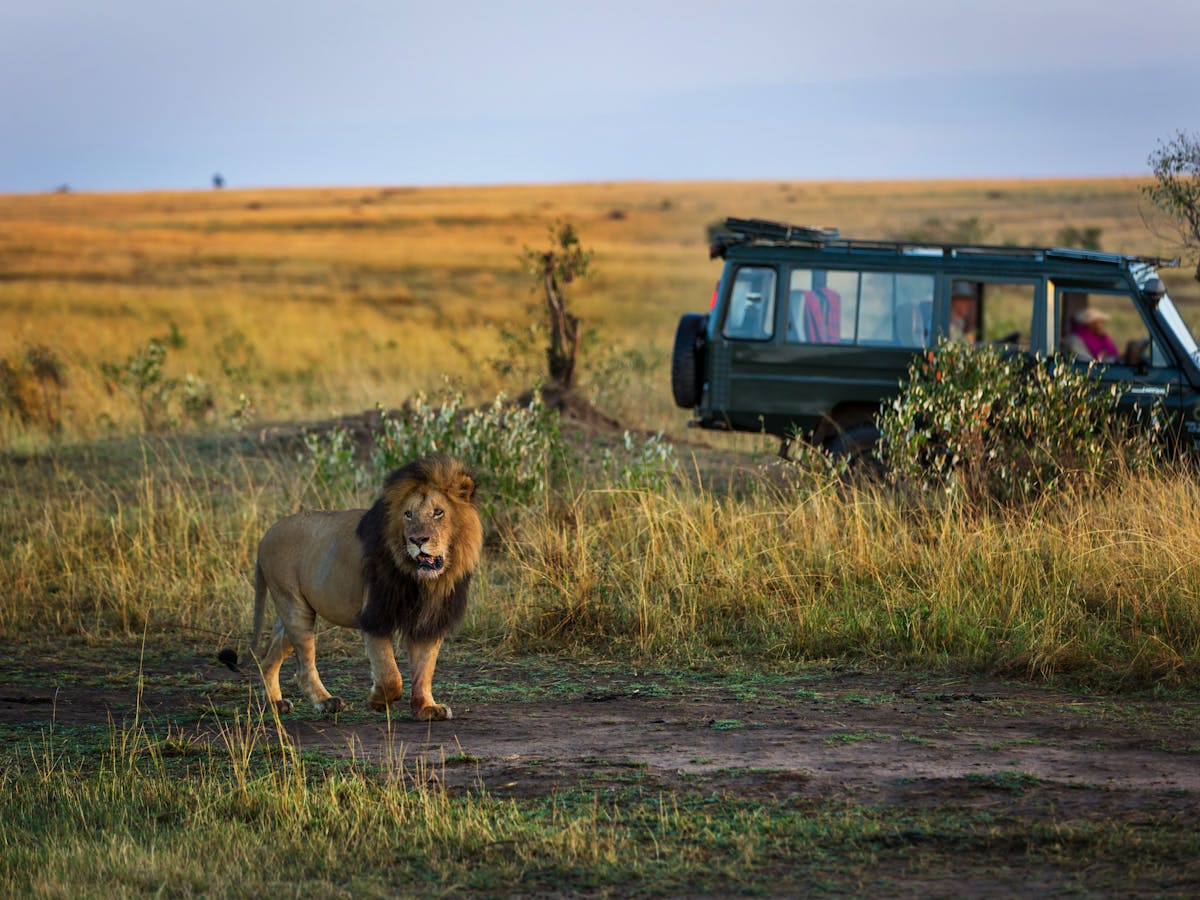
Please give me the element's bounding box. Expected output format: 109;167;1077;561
2;178;1198;686
499;471;1200;684
2;178;1194;443
2;435;1197;686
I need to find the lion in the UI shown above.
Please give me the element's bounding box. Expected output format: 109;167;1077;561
242;454;482;720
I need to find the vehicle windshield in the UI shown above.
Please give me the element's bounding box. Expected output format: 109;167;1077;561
1158;294;1200;365
1133;263;1200;365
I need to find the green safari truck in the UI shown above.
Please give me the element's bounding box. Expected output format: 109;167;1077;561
672;217;1200;456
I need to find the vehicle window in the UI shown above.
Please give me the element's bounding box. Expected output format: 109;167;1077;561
826;270;860;343
786;268;931;347
951;280;1035;349
785;268;847;344
723;267;776;340
1058;287;1163;367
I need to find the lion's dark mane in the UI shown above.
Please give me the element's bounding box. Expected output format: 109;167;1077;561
355;496;471;642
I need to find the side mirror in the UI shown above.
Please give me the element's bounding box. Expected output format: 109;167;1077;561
1142;277;1167;307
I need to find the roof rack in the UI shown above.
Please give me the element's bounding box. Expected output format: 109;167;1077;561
713;216;1178;268
723;217;840;243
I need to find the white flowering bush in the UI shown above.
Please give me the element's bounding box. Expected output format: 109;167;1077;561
373;391;564;520
305;390;566;522
601;431;679;491
878;339;1165;504
302;424;361;494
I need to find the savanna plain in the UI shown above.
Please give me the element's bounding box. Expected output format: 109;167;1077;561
1;179;1199;897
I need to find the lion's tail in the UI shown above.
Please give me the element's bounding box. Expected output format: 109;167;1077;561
249;558;268;659
217;559;267;672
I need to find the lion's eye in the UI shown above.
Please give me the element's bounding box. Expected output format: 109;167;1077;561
433;508;444;518
404;511;413;519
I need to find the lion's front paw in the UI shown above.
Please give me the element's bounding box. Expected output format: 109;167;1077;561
368;685;402;712
316;696;345;715
413;703;452;721
272;699;293;715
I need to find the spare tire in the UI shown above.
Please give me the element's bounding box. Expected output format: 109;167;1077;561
824;422;884;478
671;313;708;408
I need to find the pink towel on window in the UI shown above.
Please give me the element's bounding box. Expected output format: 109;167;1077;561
803;288;841;343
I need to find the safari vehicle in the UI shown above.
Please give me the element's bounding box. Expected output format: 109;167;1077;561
672;217;1200;456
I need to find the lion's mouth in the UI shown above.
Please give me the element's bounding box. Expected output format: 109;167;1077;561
416;553;445;574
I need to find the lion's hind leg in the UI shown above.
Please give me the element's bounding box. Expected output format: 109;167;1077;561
284;605;344;715
257;618;295;714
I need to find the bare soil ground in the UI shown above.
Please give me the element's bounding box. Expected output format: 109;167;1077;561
4;641;1199;893
3;641;1197;805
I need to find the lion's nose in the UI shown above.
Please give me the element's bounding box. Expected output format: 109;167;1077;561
408;535;429;548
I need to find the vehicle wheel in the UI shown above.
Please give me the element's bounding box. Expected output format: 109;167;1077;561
671;313;708;408
824;423;883;476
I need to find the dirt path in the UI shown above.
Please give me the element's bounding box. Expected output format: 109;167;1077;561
4;645;1199;893
285;671;1200;803
4;648;1197;807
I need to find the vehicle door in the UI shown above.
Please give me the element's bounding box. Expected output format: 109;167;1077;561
1052;278;1182;424
763;265;935;434
939;276;1042;352
708;263;782;430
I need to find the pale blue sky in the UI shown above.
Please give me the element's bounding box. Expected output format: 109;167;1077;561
3;0;1198;192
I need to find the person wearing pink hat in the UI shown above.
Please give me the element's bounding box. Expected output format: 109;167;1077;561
1065;307;1120;362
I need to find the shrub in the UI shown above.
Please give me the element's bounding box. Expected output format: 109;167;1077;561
302;424;361;495
0;344;67;434
1054;224;1103;250
100;336;176;432
305;390;566;523
878;339;1165;505
99;325;253;433
1142;130;1200;281
896;216;993;245
521;221;592;389
600;431;678;491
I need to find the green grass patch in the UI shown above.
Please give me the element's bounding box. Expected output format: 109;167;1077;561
824;731;893;746
2;729;1196;897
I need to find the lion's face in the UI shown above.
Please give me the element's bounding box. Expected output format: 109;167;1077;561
380;455;482;588
399;487;455;580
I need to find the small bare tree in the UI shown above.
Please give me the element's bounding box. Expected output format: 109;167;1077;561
1142;130;1200;281
523;221;592;390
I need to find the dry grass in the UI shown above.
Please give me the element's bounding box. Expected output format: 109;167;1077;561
3;433;1197;687
493;466;1200;685
4;176;1199;898
1;177;1198;685
2;177;1194;442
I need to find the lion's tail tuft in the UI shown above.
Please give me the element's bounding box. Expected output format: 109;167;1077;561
217;648;240;671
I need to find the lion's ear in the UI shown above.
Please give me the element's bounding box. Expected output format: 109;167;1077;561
452;471;476;503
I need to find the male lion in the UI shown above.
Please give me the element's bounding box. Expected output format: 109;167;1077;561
246;454;481;720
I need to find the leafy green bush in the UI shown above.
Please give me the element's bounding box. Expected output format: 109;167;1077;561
302;424;361;494
1054;224;1103;251
879;339;1165;504
100;333;177;432
601;431;678;491
896;216;993;245
0;344;67;434
1142;130;1200;281
99;324;249;433
305;390;566;523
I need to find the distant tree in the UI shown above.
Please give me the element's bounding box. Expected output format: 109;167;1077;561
212;173;225;190
522;222;592;390
1054;225;1103;251
896;216;993;245
1142;130;1200;281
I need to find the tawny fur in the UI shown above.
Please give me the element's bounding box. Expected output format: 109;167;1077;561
247;455;482;720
